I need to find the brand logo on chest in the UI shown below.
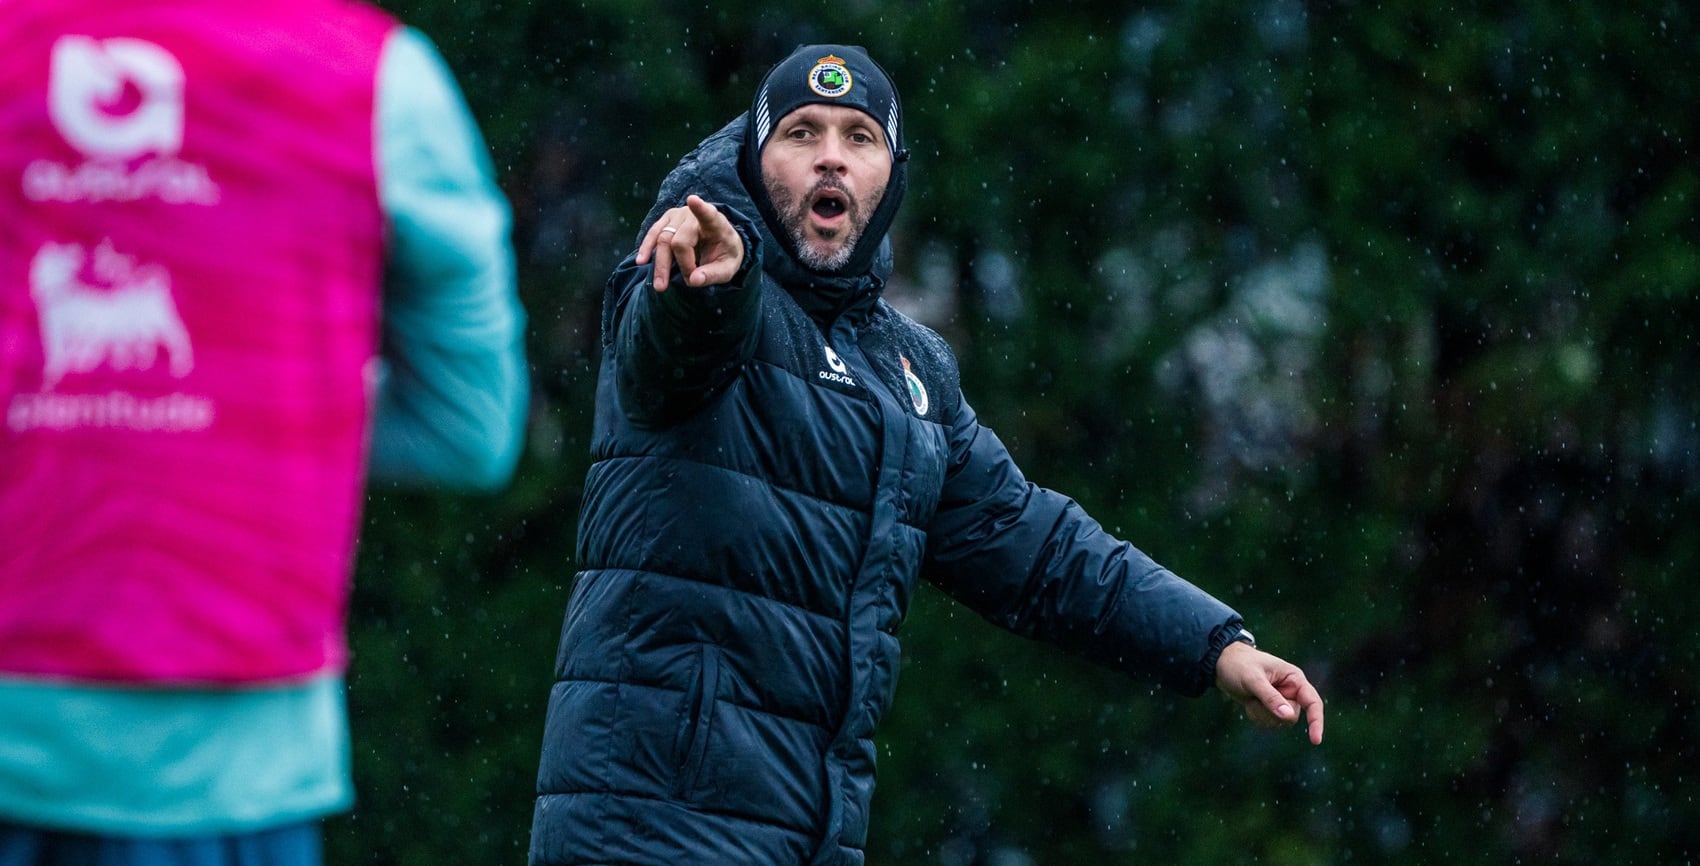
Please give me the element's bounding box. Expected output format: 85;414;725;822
7;238;214;434
819;344;857;387
22;36;219;205
50;36;184;160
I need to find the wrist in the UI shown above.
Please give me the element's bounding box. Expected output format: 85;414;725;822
1201;621;1255;681
727;219;758;287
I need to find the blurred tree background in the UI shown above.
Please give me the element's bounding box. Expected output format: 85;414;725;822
334;0;1698;863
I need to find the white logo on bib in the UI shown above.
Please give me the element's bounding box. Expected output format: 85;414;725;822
49;36;185;159
22;36;217;205
30;240;194;390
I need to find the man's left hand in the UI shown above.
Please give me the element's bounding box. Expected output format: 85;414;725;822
1214;641;1325;745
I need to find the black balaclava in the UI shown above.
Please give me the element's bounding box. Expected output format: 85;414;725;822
738;44;909;280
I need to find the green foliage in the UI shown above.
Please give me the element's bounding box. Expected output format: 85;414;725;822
332;1;1700;863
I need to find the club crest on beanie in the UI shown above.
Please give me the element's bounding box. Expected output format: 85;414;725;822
808;54;853;97
750;44;905;160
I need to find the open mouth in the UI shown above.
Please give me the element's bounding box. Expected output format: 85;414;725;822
810;192;847;220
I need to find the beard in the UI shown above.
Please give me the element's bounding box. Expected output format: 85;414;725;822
765;173;885;272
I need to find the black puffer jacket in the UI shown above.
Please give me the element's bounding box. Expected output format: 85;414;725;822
530;118;1242;866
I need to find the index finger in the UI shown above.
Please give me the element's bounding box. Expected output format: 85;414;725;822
685;195;730;238
1274;670;1325;745
1294;680;1325;745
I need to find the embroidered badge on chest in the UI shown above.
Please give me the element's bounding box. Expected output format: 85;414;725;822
901;355;929;416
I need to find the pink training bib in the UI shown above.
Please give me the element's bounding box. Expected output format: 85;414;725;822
0;0;396;683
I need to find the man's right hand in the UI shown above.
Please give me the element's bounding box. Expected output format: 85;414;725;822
636;194;745;291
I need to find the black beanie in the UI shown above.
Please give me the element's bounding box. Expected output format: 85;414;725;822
739;44;910;278
749;44;907;160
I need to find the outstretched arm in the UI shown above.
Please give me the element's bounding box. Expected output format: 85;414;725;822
922;398;1242;696
924;396;1328;738
605;195;762;427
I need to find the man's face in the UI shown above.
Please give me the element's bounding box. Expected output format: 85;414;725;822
760;103;892;271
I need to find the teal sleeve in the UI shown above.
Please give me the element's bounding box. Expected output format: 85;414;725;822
369;27;528;490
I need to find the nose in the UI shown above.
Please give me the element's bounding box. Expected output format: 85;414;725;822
814;135;847;176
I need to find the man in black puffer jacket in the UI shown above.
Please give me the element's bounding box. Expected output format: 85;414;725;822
530;44;1324;866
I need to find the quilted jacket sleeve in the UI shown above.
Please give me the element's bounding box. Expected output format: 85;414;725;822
602;204;763;428
921;397;1242;696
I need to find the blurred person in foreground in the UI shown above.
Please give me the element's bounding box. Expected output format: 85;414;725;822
529;43;1321;866
0;2;527;864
